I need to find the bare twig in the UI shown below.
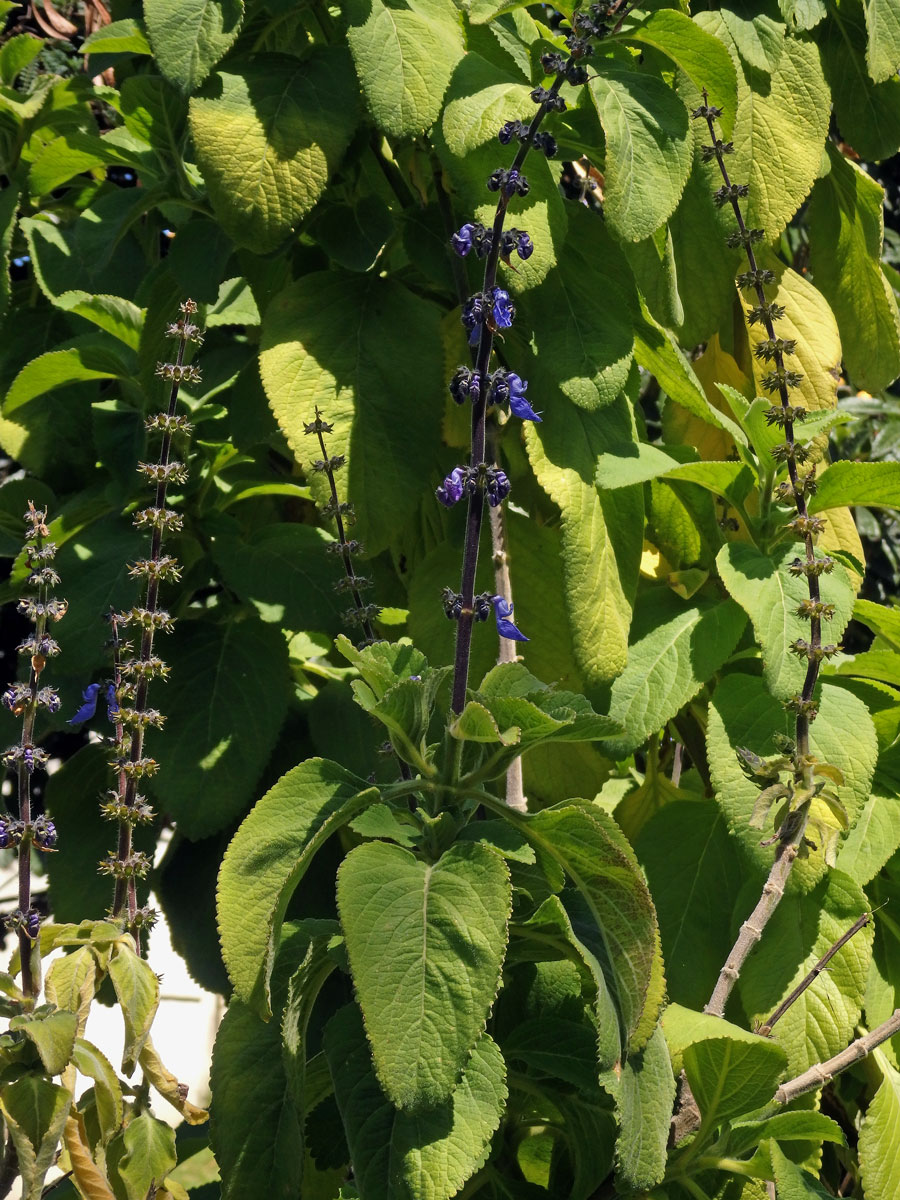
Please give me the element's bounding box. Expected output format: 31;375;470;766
705;840;799;1017
759;912;871;1034
488;498;526;812
775;1008;900;1104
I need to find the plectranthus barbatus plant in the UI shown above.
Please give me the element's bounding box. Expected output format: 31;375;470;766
1;503;64;1003
69;300;201;945
690;95;849;1024
440;0;631;715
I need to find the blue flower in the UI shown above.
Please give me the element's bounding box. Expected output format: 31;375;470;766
461;293;486;346
449;367;482;405
106;683;119;719
486;468;511;507
516;231;534;260
68;683;101;725
436;467;466;507
492;595;529;642
492;288;514;329
452;223;476;256
508;373;541;422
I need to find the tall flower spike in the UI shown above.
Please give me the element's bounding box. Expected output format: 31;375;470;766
441;1;629;713
107;301;198;938
695;93;837;1023
1;503;65;999
305;410;380;647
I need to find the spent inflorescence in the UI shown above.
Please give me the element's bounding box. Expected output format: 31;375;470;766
693;93;842;853
68;301;200;938
442;1;628;711
304;410;380;646
1;503;64;997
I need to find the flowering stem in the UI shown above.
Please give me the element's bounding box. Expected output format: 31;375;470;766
109;302;198;937
697;93;831;1018
450;79;563;715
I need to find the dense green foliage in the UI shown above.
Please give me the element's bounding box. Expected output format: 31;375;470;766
2;0;900;1197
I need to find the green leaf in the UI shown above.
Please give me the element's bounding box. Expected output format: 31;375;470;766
859;1054;900;1200
108;941;160;1075
0;174;19;326
211;998;303;1198
218;758;374;1018
779;0;827;30
807;144;900;393
667;155;743;345
504;802;663;1052
150;615;291;839
324;1003;506;1200
853;597;900;649
636;801;745;1011
259;272;444;555
771;1141;834;1197
525;394;643;685
834;786;900;885
145;0;243;93
683;1035;786;1127
739;870;872;1073
81;19;152;56
212;523;343;634
346;0;463;138
603;589;747;757
721;9;785;71
28;130;146;197
728;1110;844;1157
210;929;317;1200
54;292;144;350
0;1076;71;1200
661;1001;787;1071
596;442;754;509
866;0;900;81
716;543;855;701
44;948;96;1038
588;62;692;242
728;30;831;237
119;73;188;154
20;193;148;303
620;9;738;138
336;840;511;1110
708;674;878;888
70;1040;123;1146
502;1016;601;1094
810;461;900;514
189;50;359;252
614;1022;674;1192
0;34;42;86
517;204;637;408
4;343;132;416
512;894;620;1069
18;1011;78;1076
112;1113;176;1200
821;0;900;160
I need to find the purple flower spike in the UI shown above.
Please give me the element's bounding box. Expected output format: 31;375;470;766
507;374;542;422
491;595;529;642
436;467;466;507
492;288;514;329
452;223;476;257
68;682;101;725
